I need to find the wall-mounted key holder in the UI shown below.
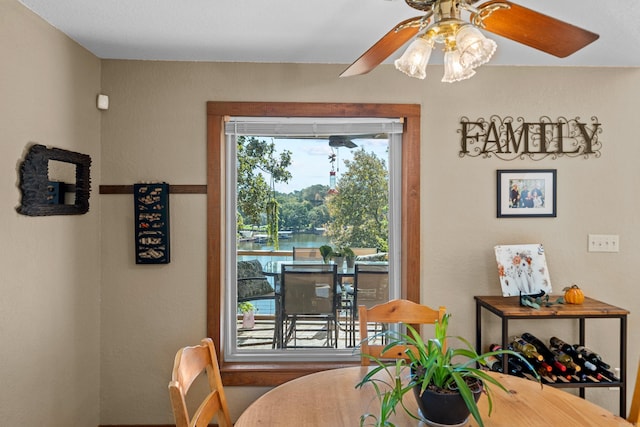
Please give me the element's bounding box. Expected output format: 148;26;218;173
134;183;170;264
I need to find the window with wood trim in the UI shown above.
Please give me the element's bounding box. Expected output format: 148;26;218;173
207;102;421;386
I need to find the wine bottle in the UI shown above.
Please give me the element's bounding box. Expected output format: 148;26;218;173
570;360;608;382
521;332;567;373
508;356;535;379
484;354;503;373
489;344;525;377
574;345;612;370
572;356;598;373
582;373;601;383
549;336;583;360
534;365;557;383
549;347;581;373
595;366;620;382
511;337;544;361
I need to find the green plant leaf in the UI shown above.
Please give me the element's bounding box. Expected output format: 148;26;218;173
356;313;541;427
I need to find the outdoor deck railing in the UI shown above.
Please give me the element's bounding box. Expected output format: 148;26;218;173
237;249;294;267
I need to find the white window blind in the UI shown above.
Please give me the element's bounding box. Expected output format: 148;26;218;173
225;117;404;137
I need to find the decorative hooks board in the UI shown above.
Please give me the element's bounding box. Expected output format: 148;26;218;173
17;144;91;216
134;183;170;264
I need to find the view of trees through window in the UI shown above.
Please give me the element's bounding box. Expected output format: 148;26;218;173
234;134;391;352
236;136;389;251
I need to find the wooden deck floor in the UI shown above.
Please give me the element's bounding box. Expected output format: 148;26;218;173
237;315;379;349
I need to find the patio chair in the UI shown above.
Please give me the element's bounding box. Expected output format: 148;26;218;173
338;263;389;347
358;299;446;366
292;246;322;261
354;263;389;310
351;247;378;257
168;338;232;427
629;357;640;425
339;247;379;295
280;263;338;348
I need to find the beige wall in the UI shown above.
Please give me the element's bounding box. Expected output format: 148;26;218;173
0;0;102;426
100;60;640;423
4;0;640;424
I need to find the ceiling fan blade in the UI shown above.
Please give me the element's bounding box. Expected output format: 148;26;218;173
340;16;424;77
327;133;386;148
329;136;357;148
472;1;599;58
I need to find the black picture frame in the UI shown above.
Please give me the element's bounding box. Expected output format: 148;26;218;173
497;169;556;218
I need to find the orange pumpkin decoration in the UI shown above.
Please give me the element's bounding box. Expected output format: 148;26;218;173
563;284;585;304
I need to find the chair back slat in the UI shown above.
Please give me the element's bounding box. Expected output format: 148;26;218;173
358;299;446;366
168;338;232;427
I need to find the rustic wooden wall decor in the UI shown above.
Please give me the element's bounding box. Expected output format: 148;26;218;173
459;116;602;160
134;183;170;264
17;144;91;216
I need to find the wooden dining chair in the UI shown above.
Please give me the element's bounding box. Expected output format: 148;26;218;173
168;338;232;427
358;299;446;366
629;358;640;425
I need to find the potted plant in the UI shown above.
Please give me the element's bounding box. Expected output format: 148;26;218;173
319;245;334;264
343;246;356;268
358;359;409;427
331;247;345;267
238;301;256;329
357;313;539;427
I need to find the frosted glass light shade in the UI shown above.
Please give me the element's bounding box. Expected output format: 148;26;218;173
394;37;434;79
442;49;475;83
456;25;497;69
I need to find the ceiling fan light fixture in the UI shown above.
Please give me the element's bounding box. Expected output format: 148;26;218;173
456;24;497;69
442;48;476;83
394;36;434;79
342;0;599;81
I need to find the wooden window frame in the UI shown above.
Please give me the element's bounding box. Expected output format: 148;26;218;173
207;101;421;386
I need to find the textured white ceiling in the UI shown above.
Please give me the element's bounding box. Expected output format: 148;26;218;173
17;0;640;68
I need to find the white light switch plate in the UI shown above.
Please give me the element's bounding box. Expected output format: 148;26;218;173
588;234;619;252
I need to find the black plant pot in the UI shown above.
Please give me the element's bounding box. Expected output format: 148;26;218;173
413;382;482;426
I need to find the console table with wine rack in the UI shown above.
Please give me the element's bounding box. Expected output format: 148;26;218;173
474;295;629;417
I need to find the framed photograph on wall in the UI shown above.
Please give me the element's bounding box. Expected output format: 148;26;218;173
497;169;556;218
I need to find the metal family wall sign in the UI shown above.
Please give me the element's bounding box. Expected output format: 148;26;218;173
458;116;602;161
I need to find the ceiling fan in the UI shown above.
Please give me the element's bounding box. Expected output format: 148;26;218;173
340;0;599;81
328;133;388;149
276;134;387;149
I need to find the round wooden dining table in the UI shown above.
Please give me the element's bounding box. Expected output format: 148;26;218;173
234;366;631;426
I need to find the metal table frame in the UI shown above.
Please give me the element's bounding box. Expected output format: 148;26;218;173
475;295;629;417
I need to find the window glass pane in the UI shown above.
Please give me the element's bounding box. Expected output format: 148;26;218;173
224;118;401;362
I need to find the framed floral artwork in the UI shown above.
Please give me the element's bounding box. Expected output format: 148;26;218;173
494;244;552;297
497;169;556;218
